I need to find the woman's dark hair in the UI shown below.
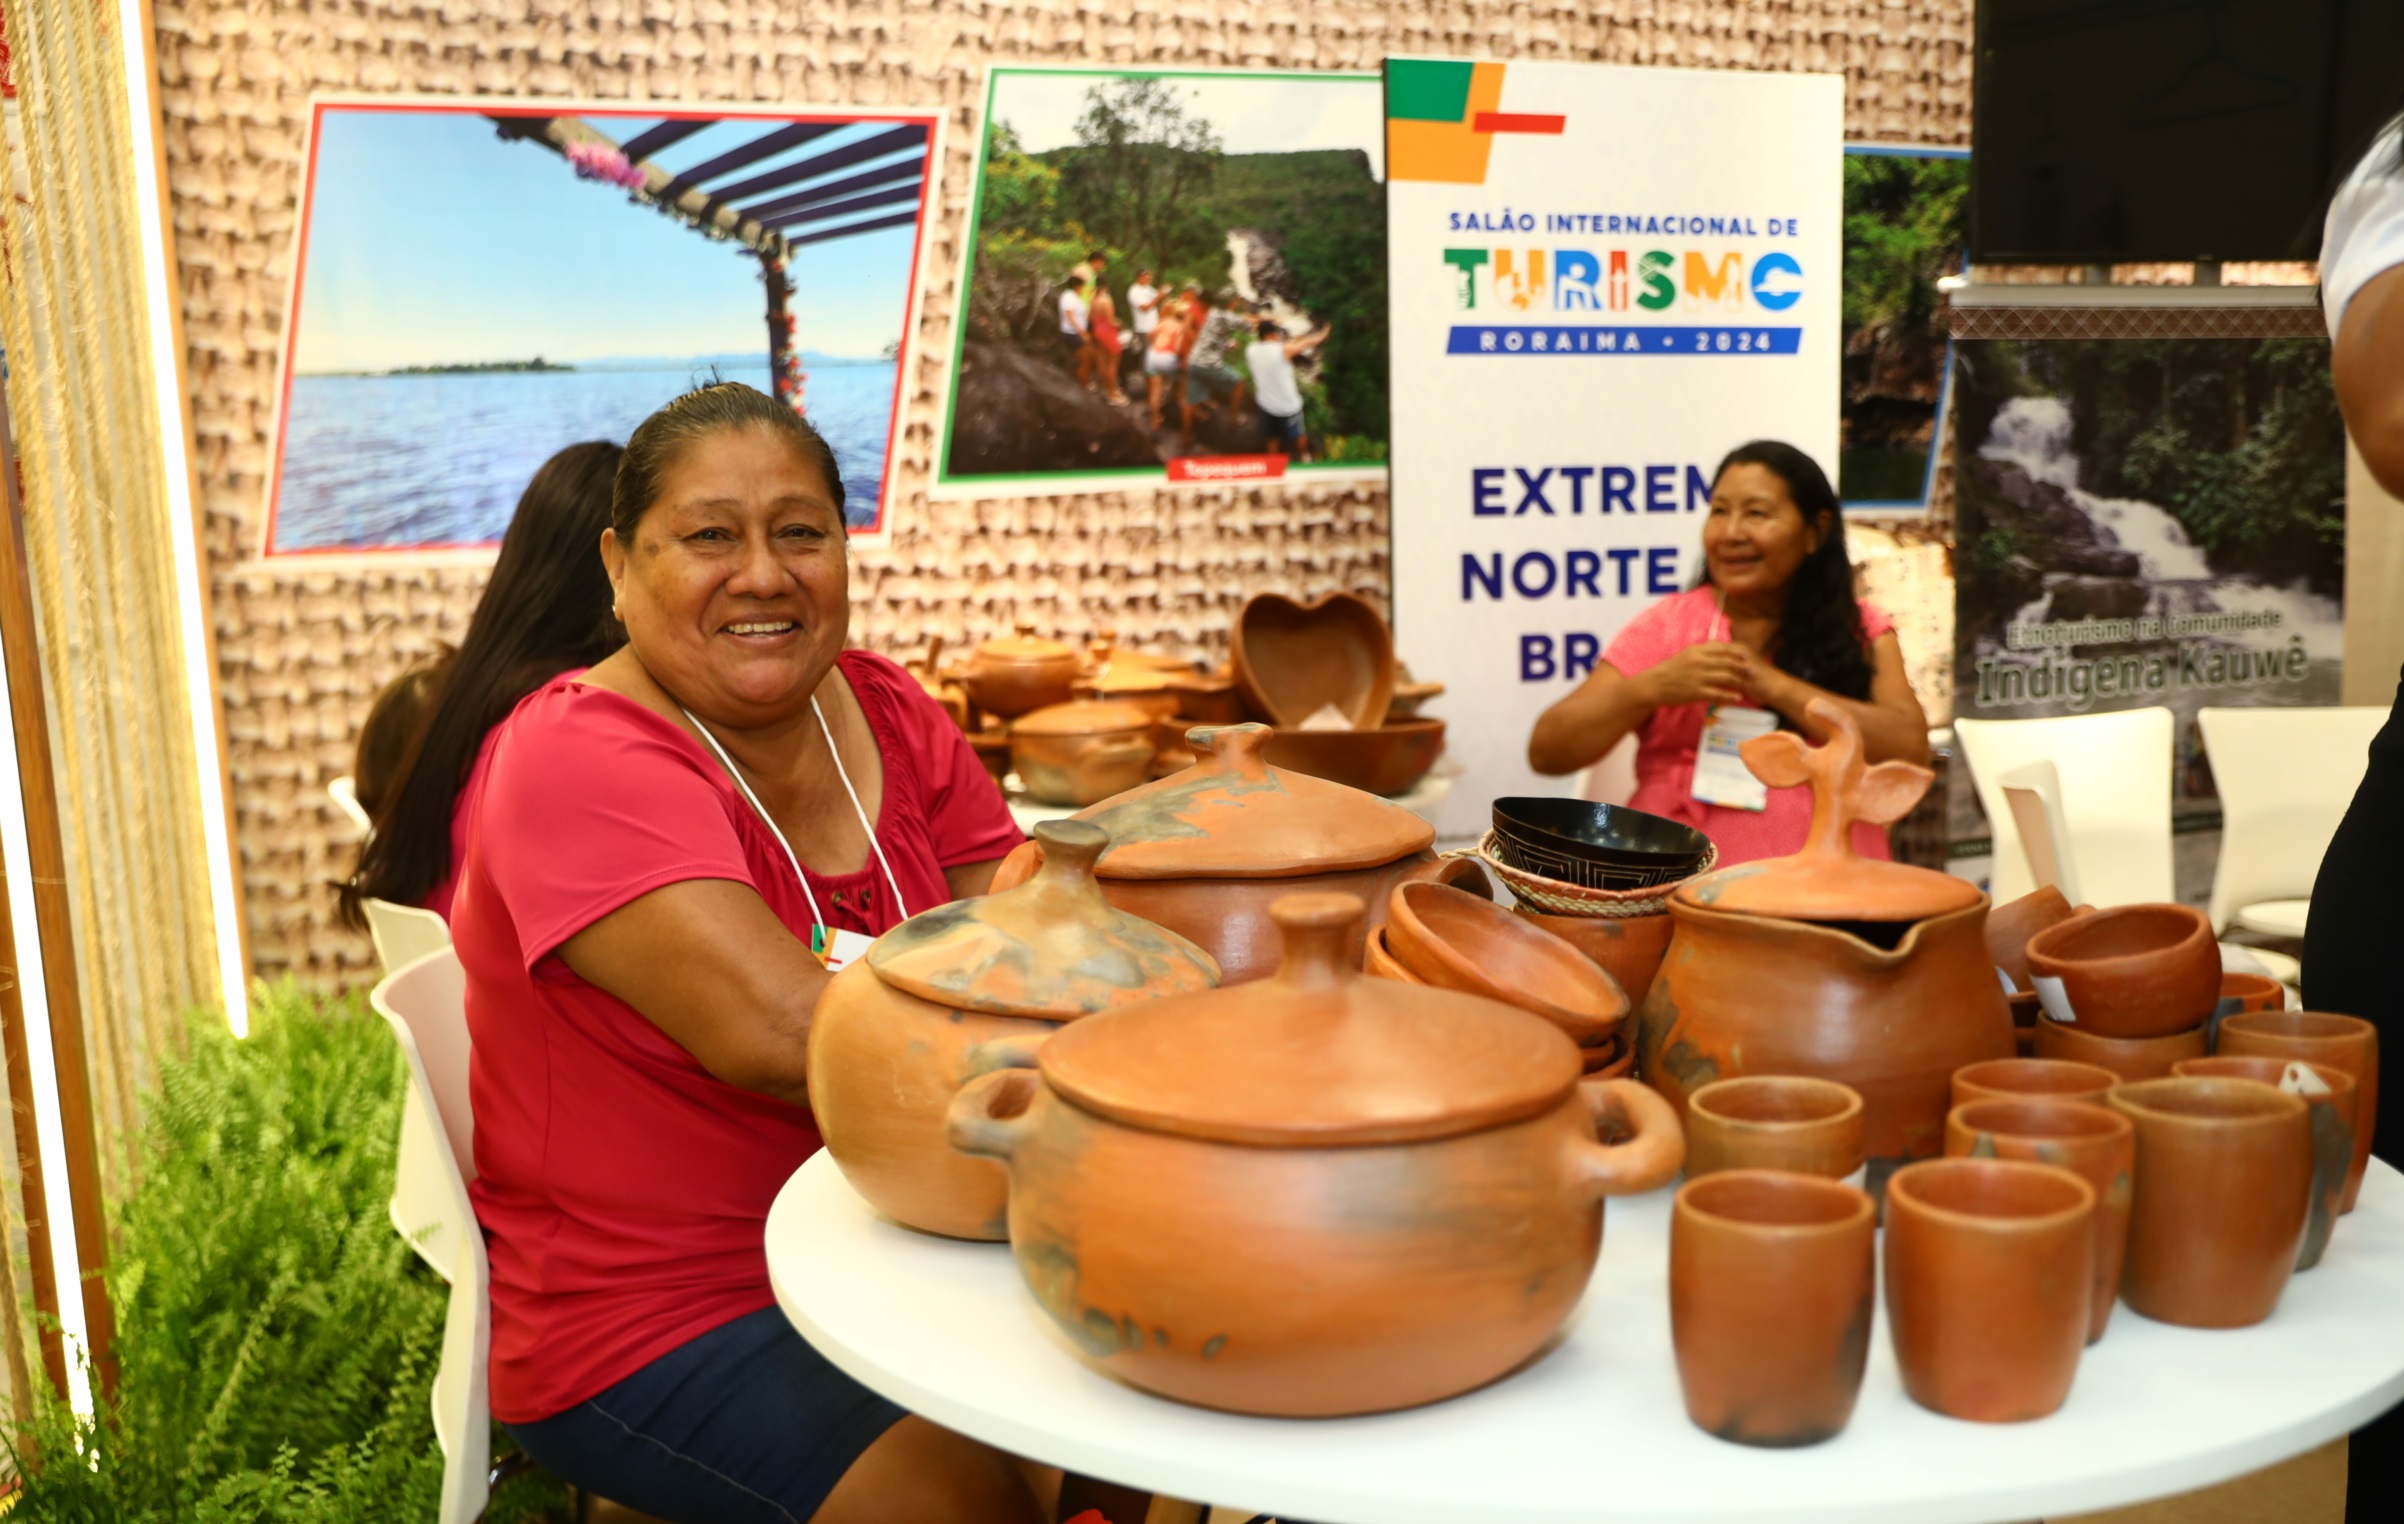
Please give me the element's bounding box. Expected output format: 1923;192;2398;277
611;382;846;544
341;441;627;927
351;649;454;821
1705;440;1874;709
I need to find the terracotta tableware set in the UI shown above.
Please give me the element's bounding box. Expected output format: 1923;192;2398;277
1682;1076;1866;1183
2019;903;2221;1084
1670;1170;1875;1447
986;723;1484;983
2172;1056;2356;1268
1383;881;1633;1073
2217;1010;2380;1212
1638;701;2014;1183
1950;1057;2118;1111
2106;1078;2314;1328
1883;1157;2097;1421
947;892;1685;1416
1944;1097;2135;1342
809;820;1219;1240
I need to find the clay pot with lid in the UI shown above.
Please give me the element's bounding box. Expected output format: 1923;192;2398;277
985;723;1482;982
947;892;1686;1417
808;820;1218;1241
961;624;1083;719
1009;700;1157;807
1638;700;2014;1182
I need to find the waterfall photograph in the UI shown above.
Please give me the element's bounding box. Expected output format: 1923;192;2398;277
1951;334;2347;814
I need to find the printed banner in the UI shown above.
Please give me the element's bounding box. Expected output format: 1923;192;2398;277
267;99;938;552
1385;57;1843;836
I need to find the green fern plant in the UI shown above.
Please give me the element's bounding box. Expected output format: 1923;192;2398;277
7;982;569;1523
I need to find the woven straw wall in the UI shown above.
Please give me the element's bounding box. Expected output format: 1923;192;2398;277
153;0;1972;990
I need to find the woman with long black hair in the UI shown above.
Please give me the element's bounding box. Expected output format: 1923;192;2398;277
1528;439;1929;863
340;439;625;924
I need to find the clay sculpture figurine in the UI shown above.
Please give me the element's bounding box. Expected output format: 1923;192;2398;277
984;723;1482;982
1639;700;2014;1184
808;820;1219;1240
947;892;1685;1417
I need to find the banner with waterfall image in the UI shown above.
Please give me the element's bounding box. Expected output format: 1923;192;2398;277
1951;336;2345;813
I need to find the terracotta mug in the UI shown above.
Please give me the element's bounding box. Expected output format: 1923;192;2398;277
1950;1058;2118;1112
1945;1098;2135;1343
1684;1076;1866;1184
2218;972;2285;1016
1671;1170;1875;1448
1884;1158;2095;1422
2172;1056;2357;1270
2034;1015;2205;1084
2215;1012;2378;1213
2106;1078;2313;1328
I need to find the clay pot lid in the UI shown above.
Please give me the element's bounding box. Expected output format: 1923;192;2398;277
1673;700;1980;923
974;623;1078;666
1039;893;1578;1145
867;820;1219;1018
1069;723;1434;879
1012;699;1157;737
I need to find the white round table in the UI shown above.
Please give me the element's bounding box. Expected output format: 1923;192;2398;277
768;1153;2404;1524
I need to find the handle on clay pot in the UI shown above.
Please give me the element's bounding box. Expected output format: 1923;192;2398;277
1569;1078;1685;1199
947;1068;1042;1161
962;1032;1048;1079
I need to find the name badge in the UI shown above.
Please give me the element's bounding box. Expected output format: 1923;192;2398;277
811;926;877;973
1691;705;1779;812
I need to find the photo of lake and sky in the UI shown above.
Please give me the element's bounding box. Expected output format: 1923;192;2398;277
270;105;930;550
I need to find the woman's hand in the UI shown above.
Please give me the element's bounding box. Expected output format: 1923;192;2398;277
1635;643;1752;709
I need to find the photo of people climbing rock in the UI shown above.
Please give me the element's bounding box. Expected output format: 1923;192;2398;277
940;68;1390;486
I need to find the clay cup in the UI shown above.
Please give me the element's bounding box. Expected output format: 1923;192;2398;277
1684;1076;1866;1183
1884;1158;2095;1422
1671;1171;1875;1448
2172;1056;2356;1269
2218;972;2285;1016
1950;1057;2119;1112
2215;1012;2379;1213
1946;1098;2135;1342
2034;1016;2205;1084
2107;1079;2313;1328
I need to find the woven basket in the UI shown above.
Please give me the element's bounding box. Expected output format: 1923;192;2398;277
1473;832;1718;919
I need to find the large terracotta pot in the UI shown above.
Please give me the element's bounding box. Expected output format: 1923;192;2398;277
960;624;1082;720
947;892;1686;1417
1638;702;2014;1182
1009;699;1157;806
987;723;1478;982
808;820;1217;1241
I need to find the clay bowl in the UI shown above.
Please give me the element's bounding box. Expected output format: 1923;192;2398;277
1492;796;1712;893
1685;1076;1866;1182
1386;881;1631;1050
2216;1011;2379;1214
1231;590;1395;730
1388;675;1446;719
1985;886;2077;992
2024;903;2219;1039
2034;1016;2205;1084
1513;908;1674;1006
1950;1058;2119;1112
2219;972;2286;1016
1362;924;1424;983
1259;718;1446;797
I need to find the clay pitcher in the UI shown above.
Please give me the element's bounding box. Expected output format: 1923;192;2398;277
1639;700;2014;1183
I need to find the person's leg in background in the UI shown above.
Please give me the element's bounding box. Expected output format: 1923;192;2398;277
2303;665;2404;1523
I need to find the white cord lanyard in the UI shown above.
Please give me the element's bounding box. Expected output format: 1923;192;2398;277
682;696;912;929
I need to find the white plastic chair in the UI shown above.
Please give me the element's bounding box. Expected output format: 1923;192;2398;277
329;774;374;835
373;946;488;1524
2198;706;2385;940
1998;760;2082;906
367;897;453;978
1955;709;2176;907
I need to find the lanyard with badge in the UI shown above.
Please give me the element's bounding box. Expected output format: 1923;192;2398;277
1688;594;1780;813
684;697;909;973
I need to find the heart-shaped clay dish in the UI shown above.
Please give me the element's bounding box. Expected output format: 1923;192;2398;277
1231;591;1395;729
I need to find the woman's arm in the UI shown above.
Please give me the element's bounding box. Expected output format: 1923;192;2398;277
2335;265;2404;496
945;856;1007;900
557;879;829;1107
1740;632;1931;766
1527;644;1751;776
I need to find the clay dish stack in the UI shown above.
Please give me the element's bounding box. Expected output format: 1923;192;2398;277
2026;904;2221;1081
1384;881;1634;1075
1230;592;1448;797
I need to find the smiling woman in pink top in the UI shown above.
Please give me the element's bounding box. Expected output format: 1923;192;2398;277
1528;440;1930;865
